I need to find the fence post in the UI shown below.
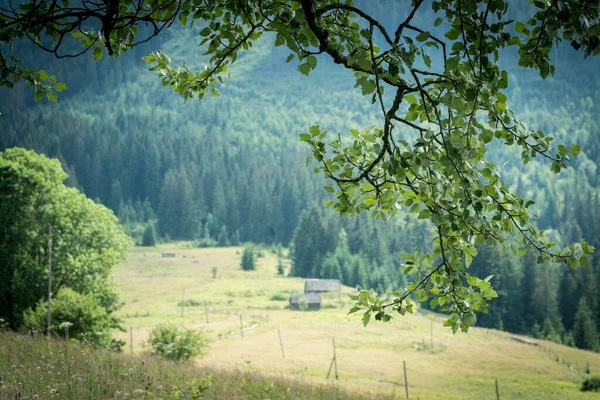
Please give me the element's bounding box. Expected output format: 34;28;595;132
130;327;133;356
204;301;209;324
278;328;285;358
181;290;185;318
430;319;434;348
47;228;52;337
240;314;244;339
495;378;500;400
333;337;338;380
403;360;409;400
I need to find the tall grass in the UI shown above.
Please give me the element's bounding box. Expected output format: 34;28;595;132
0;331;374;399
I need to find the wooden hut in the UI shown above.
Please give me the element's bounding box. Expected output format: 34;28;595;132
304;279;341;293
289;293;322;310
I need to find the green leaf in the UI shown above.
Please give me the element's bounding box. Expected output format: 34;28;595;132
416;31;430;42
570;144;581;156
362;311;371;327
348;306;361;315
93;47;103;61
298;62;310;76
515;21;526;33
47;92;57;102
445;29;460;40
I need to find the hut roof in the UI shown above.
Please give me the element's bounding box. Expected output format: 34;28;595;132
304;279;341;293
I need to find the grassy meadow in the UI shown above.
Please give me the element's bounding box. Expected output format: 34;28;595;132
105;243;600;399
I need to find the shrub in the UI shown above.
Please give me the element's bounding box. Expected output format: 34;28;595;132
581;376;600;392
195;236;218;248
22;288;113;347
148;324;207;362
277;259;285;275
270;294;286;301
177;298;201;307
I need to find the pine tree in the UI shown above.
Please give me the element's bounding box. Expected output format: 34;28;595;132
217;225;229;247
142;224;158;247
277;258;285;275
240;246;255;271
573;298;599;351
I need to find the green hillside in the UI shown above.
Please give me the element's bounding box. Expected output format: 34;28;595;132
107;244;600;400
1;0;600;357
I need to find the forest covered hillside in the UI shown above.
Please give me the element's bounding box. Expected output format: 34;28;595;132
1;2;600;352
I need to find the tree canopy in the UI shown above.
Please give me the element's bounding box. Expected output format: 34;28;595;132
1;0;599;332
0;148;130;330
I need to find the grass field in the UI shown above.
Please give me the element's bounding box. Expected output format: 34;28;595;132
112;243;600;399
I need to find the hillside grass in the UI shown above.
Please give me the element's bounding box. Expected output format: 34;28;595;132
108;244;600;399
0;331;362;399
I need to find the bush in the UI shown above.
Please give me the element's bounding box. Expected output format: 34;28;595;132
581;376;600;392
177;298;201;307
195;236;218;248
240;246;255;271
270;294;286;301
22;288;113;347
148;325;208;362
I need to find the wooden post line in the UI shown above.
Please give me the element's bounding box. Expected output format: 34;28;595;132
430;319;434;348
204;301;209;324
278;328;285;358
181;291;185;318
495;378;500;400
326;337;339;380
47;227;52;337
240;314;244;339
404;360;409;400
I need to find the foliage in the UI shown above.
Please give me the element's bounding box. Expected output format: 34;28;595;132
240;246;256;271
22;288;113;347
142;223;158;246
148;324;208;362
581;376;600;392
1;0;599;333
0;331;356;400
0;148;131;330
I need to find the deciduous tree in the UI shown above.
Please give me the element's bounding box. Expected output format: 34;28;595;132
1;0;599;331
0;148;130;329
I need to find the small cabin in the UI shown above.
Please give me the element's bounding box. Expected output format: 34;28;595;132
289;293;322;311
304;279;341;293
161;252;176;258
